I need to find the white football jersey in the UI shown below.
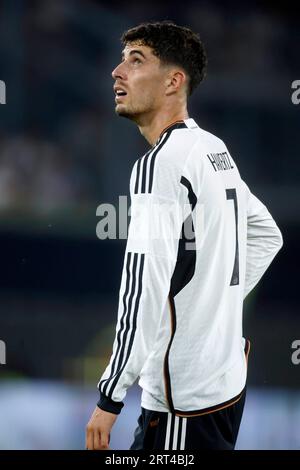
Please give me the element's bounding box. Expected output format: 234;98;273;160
98;118;283;416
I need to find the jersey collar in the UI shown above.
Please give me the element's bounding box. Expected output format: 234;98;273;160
158;118;199;140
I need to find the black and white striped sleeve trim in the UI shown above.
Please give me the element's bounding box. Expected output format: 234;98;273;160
97;391;124;414
98;252;145;403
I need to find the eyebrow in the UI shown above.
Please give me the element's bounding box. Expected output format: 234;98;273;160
121;49;146;60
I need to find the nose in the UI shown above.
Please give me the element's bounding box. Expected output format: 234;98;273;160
112;62;126;80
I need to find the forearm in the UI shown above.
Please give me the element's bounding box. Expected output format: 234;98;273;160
244;197;283;298
97;250;176;409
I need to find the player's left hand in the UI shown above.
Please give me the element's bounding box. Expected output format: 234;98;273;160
85;406;118;450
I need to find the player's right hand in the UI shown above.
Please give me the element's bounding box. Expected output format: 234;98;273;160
85;406;118;450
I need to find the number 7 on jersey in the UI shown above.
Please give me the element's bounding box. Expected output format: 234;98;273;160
226;188;239;286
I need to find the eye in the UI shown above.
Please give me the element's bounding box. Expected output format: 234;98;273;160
133;57;142;64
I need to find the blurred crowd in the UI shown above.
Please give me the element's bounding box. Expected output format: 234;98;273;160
0;110;105;212
0;0;297;214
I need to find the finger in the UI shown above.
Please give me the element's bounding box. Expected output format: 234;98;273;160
93;429;101;450
86;427;94;450
100;432;110;450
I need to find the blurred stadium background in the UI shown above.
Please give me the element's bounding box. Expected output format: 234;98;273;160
0;0;299;449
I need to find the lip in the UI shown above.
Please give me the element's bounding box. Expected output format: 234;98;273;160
115;94;127;102
114;85;127;95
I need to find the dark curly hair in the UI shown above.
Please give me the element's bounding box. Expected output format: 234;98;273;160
121;21;207;96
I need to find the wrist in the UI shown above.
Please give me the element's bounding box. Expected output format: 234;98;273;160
97;391;124;415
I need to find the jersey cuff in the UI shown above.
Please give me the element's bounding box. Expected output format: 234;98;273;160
97;392;124;415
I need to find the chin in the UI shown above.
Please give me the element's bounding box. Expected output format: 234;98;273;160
115;105;137;121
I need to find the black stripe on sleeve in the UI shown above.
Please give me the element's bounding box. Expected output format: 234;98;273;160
100;251;132;394
140;150;151;193
105;252;139;396
108;253;145;399
97;391;124;415
134;158;142;194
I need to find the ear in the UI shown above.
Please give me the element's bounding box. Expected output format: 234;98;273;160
165;70;187;96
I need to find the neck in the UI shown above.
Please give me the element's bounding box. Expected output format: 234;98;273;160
137;106;189;146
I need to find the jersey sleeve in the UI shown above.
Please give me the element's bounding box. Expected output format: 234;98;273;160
243;182;283;299
97;153;184;414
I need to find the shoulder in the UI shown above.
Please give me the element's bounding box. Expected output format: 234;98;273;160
130;122;227;197
130;130;196;198
160;122;228;166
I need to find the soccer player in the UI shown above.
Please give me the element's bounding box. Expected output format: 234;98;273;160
86;21;283;450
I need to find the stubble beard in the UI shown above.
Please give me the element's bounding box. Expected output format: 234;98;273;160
115;103;143;122
115;97;154;123
115;105;135;120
